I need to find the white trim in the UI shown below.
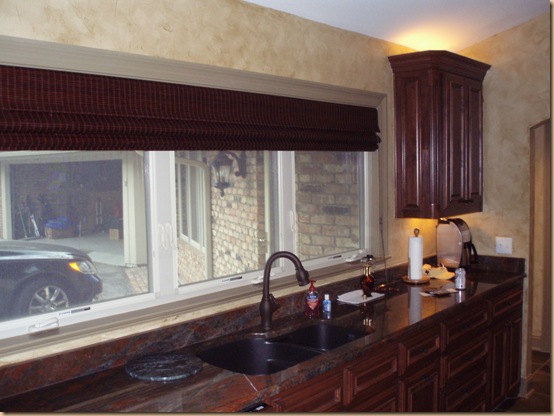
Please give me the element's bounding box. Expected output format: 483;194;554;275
0;35;385;108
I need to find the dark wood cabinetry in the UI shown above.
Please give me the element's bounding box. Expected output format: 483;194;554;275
267;281;523;413
489;286;524;409
343;344;399;411
269;367;344;412
440;302;490;411
398;326;440;411
389;51;490;218
399;360;440;411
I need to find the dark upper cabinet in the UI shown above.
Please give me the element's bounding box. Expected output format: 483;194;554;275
388;51;490;218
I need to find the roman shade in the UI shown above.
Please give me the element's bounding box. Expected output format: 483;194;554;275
0;65;380;151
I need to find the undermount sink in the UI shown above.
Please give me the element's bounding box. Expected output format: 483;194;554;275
197;323;368;375
197;337;322;375
274;322;368;351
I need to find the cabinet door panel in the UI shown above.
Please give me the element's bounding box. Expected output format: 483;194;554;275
398;326;440;376
345;384;398;412
440;73;484;216
443;76;465;206
441;303;489;352
490;321;509;409
440;333;488;388
467;83;484;205
400;362;440;412
440;369;488;412
394;74;435;218
343;346;398;406
507;313;523;396
269;370;343;412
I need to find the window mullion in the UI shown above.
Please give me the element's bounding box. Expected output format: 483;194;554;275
147;152;179;294
275;151;296;274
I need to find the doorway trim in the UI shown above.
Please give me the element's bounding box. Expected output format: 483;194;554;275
528;118;551;353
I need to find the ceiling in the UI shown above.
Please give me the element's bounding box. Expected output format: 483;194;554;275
243;0;550;51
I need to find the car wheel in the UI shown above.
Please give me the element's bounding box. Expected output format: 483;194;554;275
13;279;73;316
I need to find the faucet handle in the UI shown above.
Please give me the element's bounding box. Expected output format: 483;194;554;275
268;293;280;312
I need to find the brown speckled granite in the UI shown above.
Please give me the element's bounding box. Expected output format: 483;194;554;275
0;255;525;411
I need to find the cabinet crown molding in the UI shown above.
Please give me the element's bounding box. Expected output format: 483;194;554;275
388;50;491;81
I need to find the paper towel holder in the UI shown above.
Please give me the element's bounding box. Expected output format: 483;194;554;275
403;228;430;284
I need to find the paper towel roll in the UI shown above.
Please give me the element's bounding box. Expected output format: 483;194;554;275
408;236;423;280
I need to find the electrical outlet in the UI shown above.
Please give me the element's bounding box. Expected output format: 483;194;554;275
496;237;513;254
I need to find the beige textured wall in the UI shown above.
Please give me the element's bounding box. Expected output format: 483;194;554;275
459;13;550;261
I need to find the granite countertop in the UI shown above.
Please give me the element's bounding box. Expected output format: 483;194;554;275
0;261;525;412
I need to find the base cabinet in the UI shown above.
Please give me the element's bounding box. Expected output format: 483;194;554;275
267;281;523;413
399;361;440;412
343;345;399;411
269;368;343;412
489;286;524;409
440;368;488;412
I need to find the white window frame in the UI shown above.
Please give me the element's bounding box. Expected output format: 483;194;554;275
175;156;209;250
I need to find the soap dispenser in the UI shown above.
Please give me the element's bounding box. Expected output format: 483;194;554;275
305;280;320;318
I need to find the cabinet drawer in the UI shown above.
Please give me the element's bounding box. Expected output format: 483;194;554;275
489;286;523;321
440;333;489;388
441;303;488;351
345;384;398;412
398;326;440;376
269;369;343;412
440;368;488;412
343;345;398;406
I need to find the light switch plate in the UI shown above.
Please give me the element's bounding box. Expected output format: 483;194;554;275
496;237;513;254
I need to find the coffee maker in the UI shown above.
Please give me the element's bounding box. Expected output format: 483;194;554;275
436;218;478;270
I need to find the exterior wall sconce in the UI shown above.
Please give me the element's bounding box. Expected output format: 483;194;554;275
211;151;247;197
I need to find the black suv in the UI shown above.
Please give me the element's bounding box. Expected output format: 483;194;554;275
0;240;103;319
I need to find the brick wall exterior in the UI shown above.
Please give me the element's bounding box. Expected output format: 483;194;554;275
210;151;267;278
177;151;361;284
295;152;360;259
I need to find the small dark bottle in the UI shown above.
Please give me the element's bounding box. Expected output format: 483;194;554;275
360;264;375;298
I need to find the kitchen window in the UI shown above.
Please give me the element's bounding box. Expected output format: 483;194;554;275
0;149;373;338
0;50;384;343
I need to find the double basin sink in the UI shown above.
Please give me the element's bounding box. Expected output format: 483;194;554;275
197;323;368;375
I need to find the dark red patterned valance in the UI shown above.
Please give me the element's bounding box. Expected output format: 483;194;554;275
0;65;380;151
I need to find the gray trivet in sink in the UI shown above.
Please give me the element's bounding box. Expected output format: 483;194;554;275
125;353;203;382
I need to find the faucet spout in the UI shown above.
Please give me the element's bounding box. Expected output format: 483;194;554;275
260;251;310;332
